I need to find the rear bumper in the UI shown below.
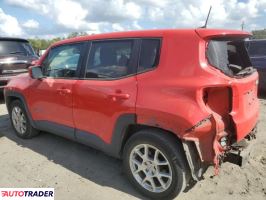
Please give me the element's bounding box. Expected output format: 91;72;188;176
183;108;258;164
224;126;257;166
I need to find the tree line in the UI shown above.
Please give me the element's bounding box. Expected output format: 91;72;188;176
28;32;88;51
28;29;266;51
252;29;266;39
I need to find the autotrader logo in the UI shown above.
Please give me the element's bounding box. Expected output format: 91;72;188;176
0;188;54;200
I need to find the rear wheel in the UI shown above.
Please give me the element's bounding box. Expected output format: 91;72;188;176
123;129;187;199
10;100;39;139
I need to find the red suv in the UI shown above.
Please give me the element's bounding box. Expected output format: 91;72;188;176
4;29;259;199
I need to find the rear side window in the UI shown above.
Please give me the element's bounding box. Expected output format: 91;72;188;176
207;39;252;77
86;40;134;79
138;39;161;72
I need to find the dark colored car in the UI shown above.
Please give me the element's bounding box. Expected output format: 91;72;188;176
0;37;38;90
4;29;259;199
246;39;266;93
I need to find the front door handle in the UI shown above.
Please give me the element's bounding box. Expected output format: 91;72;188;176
110;93;130;101
57;88;72;95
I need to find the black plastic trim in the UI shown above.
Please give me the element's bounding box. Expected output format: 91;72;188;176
34;114;136;158
4;90;37;128
76;114;136;157
35;120;75;140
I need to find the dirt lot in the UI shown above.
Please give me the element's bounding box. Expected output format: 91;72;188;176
0;95;265;200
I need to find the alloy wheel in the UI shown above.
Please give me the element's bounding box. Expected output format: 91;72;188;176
11;106;27;135
129;144;173;193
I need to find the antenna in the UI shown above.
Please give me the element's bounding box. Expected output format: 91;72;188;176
200;6;212;28
241;21;245;30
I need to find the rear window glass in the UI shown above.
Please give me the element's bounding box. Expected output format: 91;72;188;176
246;41;266;56
207;39;252;76
0;40;35;56
138;39;161;72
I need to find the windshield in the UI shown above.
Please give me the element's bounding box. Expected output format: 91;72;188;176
207;39;253;77
0;40;35;56
246;41;266;57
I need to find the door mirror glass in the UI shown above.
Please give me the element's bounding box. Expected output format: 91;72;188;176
30;66;44;79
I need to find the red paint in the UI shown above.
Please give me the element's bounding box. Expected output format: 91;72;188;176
73;77;137;143
5;29;259;165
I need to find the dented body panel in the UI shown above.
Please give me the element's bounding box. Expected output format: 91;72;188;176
135;29;259;164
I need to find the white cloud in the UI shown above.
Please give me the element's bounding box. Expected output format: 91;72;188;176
112;23;125;32
0;8;23;36
5;0;142;32
23;19;39;29
53;0;89;30
3;0;266;38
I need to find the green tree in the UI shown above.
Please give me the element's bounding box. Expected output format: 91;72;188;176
252;29;266;39
28;32;88;51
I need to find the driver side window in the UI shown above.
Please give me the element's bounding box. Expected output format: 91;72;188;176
43;43;83;78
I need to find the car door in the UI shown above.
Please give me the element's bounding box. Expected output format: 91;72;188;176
28;42;86;139
73;39;138;145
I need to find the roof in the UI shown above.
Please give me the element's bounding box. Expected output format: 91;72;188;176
53;28;252;47
0;37;29;42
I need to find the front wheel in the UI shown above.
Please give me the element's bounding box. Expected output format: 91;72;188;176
123;129;187;199
10;100;39;139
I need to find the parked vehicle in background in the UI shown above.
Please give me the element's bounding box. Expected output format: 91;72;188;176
0;37;38;90
4;29;259;199
246;39;266;93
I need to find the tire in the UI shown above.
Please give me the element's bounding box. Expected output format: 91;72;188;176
123;129;188;200
9;100;39;139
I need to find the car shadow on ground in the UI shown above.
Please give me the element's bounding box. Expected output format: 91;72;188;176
0;99;145;199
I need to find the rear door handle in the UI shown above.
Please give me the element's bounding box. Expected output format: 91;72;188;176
110;93;130;101
57;88;72;95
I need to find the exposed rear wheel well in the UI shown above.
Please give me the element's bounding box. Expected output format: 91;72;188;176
121;124;204;183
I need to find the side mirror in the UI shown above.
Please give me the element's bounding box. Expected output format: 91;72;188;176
29;66;45;80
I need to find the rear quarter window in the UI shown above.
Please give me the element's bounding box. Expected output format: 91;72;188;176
138;39;161;73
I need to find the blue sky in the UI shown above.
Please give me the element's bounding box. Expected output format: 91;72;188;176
0;0;266;38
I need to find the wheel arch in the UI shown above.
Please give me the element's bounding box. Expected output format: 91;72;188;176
120;123;204;182
4;90;36;128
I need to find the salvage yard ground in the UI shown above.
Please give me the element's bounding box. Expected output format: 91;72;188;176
0;94;265;200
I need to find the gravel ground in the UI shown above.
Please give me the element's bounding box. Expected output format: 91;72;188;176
0;95;265;200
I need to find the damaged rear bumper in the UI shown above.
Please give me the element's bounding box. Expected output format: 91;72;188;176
182;113;258;178
224;126;257;167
